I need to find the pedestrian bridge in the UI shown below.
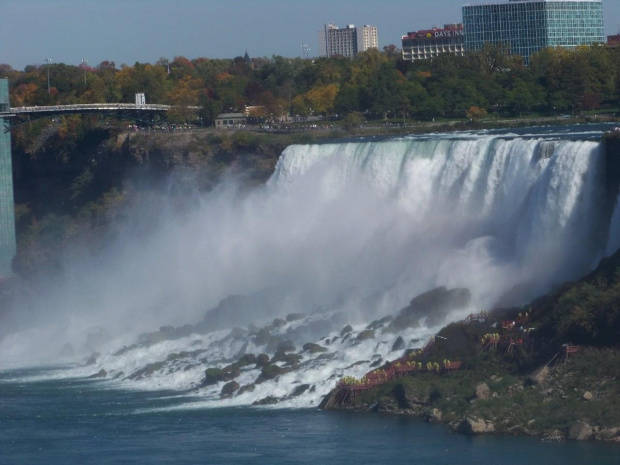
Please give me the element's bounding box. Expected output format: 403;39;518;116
3;103;172;129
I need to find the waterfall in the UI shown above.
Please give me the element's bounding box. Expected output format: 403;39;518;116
270;135;607;308
0;131;613;376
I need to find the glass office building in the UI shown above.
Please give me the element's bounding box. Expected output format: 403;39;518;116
463;0;604;62
0;79;16;276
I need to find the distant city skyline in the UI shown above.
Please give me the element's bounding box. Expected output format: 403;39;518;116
1;0;619;70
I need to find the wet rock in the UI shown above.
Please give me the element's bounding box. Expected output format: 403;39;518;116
266;336;285;352
222;365;241;379
274;340;296;354
369;359;383;368
389;286;471;331
475;383;490;400
303;342;328;353
290;384;311;397
356;329;375;341
247;324;259;335
237;353;257;366
252;396;279;406
340;325;353;336
568;421;593;441
238;384;256;395
391;336;405;352
254;328;271;346
113;345;136;357
220;381;240;398
166;353;182;362
286;313;306;322
85;352;101;366
203;368;227;385
272;318;287;328
366;316;393;330
127;362;166;380
271;352;301;365
229;327;248;339
176;324;194;338
87;369;107;379
159;326;177;339
255;353;270;367
258;364;285;381
457;417;495;435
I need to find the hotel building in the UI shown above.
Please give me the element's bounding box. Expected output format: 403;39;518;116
319;24;378;58
401;23;465;61
462;0;604;62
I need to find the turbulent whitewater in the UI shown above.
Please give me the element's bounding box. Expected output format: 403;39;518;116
0;128;616;409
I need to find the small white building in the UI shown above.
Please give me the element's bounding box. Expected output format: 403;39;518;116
215;113;247;128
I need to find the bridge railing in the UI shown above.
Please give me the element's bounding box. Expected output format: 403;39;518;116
7;103;171;113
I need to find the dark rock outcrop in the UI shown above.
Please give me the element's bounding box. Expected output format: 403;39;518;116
220;381;240;398
88;369;107;379
457;417;495;435
303;342;328;353
389;287;471;331
252;396;279;406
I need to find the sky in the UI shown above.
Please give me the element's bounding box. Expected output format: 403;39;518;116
1;0;619;70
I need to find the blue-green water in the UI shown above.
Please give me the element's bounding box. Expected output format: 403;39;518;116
2;368;620;464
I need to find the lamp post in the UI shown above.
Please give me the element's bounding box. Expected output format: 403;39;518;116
44;58;52;94
81;58;88;85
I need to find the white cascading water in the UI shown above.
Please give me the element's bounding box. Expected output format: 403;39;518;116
0;132;613;410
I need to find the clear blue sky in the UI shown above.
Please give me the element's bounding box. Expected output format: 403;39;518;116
1;0;619;70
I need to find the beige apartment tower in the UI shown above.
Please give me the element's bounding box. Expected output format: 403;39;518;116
319;23;378;58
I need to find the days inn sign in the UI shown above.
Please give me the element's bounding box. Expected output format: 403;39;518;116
415;29;464;39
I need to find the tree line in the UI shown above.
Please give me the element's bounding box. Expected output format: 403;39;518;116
2;43;620;126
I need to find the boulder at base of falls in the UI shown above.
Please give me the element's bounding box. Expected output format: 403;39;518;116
238;384;256;395
356;329;375;341
203;368;228;385
302;342;328;353
220;381;240;398
286;313;306;322
255;353;270;367
290;384;311;397
389;286;471;331
236;353;257;367
256;364;286;383
391;336;405;352
87;369;107;379
252;396;280;406
456;417;495;435
340;325;353;336
568;421;594;441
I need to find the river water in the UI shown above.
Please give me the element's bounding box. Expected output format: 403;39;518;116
2;367;620;464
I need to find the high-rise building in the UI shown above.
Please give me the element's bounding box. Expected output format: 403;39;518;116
401;23;465;61
462;0;604;62
0;79;16;276
318;23;378;58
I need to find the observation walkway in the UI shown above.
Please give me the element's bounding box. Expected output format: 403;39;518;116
3;103;171;130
